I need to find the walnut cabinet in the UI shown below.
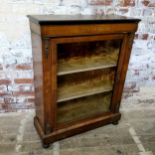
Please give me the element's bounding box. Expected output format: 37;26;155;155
28;15;140;148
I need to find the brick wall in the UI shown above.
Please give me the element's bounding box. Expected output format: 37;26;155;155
0;0;155;112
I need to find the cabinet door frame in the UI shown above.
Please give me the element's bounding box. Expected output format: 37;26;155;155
48;33;132;130
110;33;135;112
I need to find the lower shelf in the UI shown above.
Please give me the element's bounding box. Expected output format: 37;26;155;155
57;92;112;124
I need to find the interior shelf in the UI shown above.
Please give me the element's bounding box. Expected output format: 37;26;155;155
57;40;121;76
58;57;117;76
57;85;112;103
57;69;115;103
57;92;112;124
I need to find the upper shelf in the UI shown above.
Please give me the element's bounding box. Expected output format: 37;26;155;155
58;53;117;76
58;62;116;76
57;43;120;76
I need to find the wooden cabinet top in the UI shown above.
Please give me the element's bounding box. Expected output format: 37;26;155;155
27;14;140;25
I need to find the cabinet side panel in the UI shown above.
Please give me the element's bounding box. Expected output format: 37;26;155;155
30;22;44;130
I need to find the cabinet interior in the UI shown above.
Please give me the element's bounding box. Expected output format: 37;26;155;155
56;39;122;125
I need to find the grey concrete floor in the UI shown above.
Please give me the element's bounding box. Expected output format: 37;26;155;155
0;87;155;155
0;109;155;155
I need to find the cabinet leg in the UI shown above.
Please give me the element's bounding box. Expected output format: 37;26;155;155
112;120;119;125
42;143;50;148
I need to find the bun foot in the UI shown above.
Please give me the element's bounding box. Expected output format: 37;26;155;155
112;121;119;125
42;143;50;148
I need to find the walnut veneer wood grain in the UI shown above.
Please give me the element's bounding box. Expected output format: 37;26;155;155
28;14;140;147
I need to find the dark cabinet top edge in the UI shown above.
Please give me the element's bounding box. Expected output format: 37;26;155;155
27;14;141;25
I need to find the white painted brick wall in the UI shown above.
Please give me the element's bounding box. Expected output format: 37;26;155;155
0;0;155;112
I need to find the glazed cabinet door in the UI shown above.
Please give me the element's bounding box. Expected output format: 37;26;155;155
47;34;132;130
